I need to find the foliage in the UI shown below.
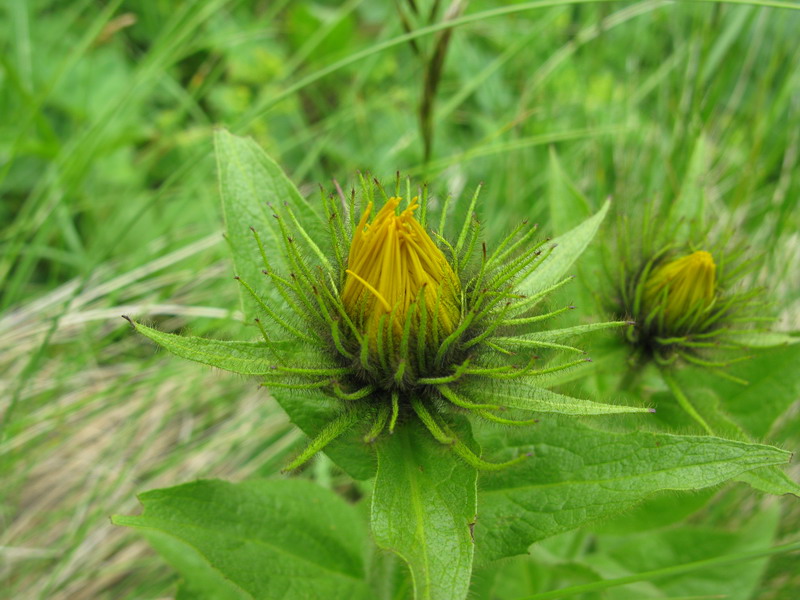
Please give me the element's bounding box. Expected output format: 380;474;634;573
116;131;796;599
2;1;799;599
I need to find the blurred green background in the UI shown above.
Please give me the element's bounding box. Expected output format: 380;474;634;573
1;1;798;598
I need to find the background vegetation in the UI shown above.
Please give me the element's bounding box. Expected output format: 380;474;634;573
1;1;798;598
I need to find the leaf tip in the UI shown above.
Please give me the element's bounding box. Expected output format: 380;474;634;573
121;315;135;329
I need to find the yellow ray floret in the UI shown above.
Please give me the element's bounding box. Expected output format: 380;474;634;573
342;197;460;343
644;250;716;328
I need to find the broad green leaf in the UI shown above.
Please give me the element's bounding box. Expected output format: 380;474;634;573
473;416;790;563
272;388;376;480
131;319;375;478
547;146;591;234
593;505;780;600
114;479;371;600
472;552;604;600
459;379;652;416
372;418;477;600
142;530;248;600
674;343;800;439
517;200;610;299
739;466;800;497
728;330;798;348
654;385;800;497
589;489;716;535
215;129;330;323
514;540;800;600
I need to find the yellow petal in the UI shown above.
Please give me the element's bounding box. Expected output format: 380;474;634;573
644;250;716;328
342;197;460;345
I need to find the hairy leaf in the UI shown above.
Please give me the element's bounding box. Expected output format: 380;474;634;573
142;530;248;600
494;321;628;350
653;387;800;497
131;320;334;375
674;343;800;439
272;388;377;480
473;416;790;563
132;321;274;375
460;379;651;416
215;129;330;323
518;200;610;299
589;489;716;535
372;419;477;600
114;479;371;600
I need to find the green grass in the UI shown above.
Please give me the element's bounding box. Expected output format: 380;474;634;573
1;1;798;598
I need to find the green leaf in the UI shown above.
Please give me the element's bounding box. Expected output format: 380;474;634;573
667;132;709;244
472;548;604;600
131;320;335;375
131;320;375;478
473;416;790;563
545;147;606;317
215;129;330;323
728;330;799;348
494;321;628;348
114;479;372;600
131;320;274;375
516;539;800;600
593;505;781;600
518;200;610;300
547;146;591;234
459;379;651;416
738;466;800;497
674;343;800;439
142;530;248;600
272;388;377;480
589;489;716;535
655;384;800;497
371;418;477;600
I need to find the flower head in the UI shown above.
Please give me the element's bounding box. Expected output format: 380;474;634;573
342;197;460;354
233;180;640;471
643;250;716;330
134;148;643;474
614;219;767;369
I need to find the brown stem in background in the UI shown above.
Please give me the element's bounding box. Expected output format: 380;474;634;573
420;0;466;164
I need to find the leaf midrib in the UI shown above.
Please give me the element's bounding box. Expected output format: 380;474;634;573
401;431;433;599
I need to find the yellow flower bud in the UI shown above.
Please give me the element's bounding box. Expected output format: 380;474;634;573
644;250;716;328
342;197;460;347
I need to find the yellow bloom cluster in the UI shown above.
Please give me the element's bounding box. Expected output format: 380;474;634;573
644;250;716;328
342;197;460;343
